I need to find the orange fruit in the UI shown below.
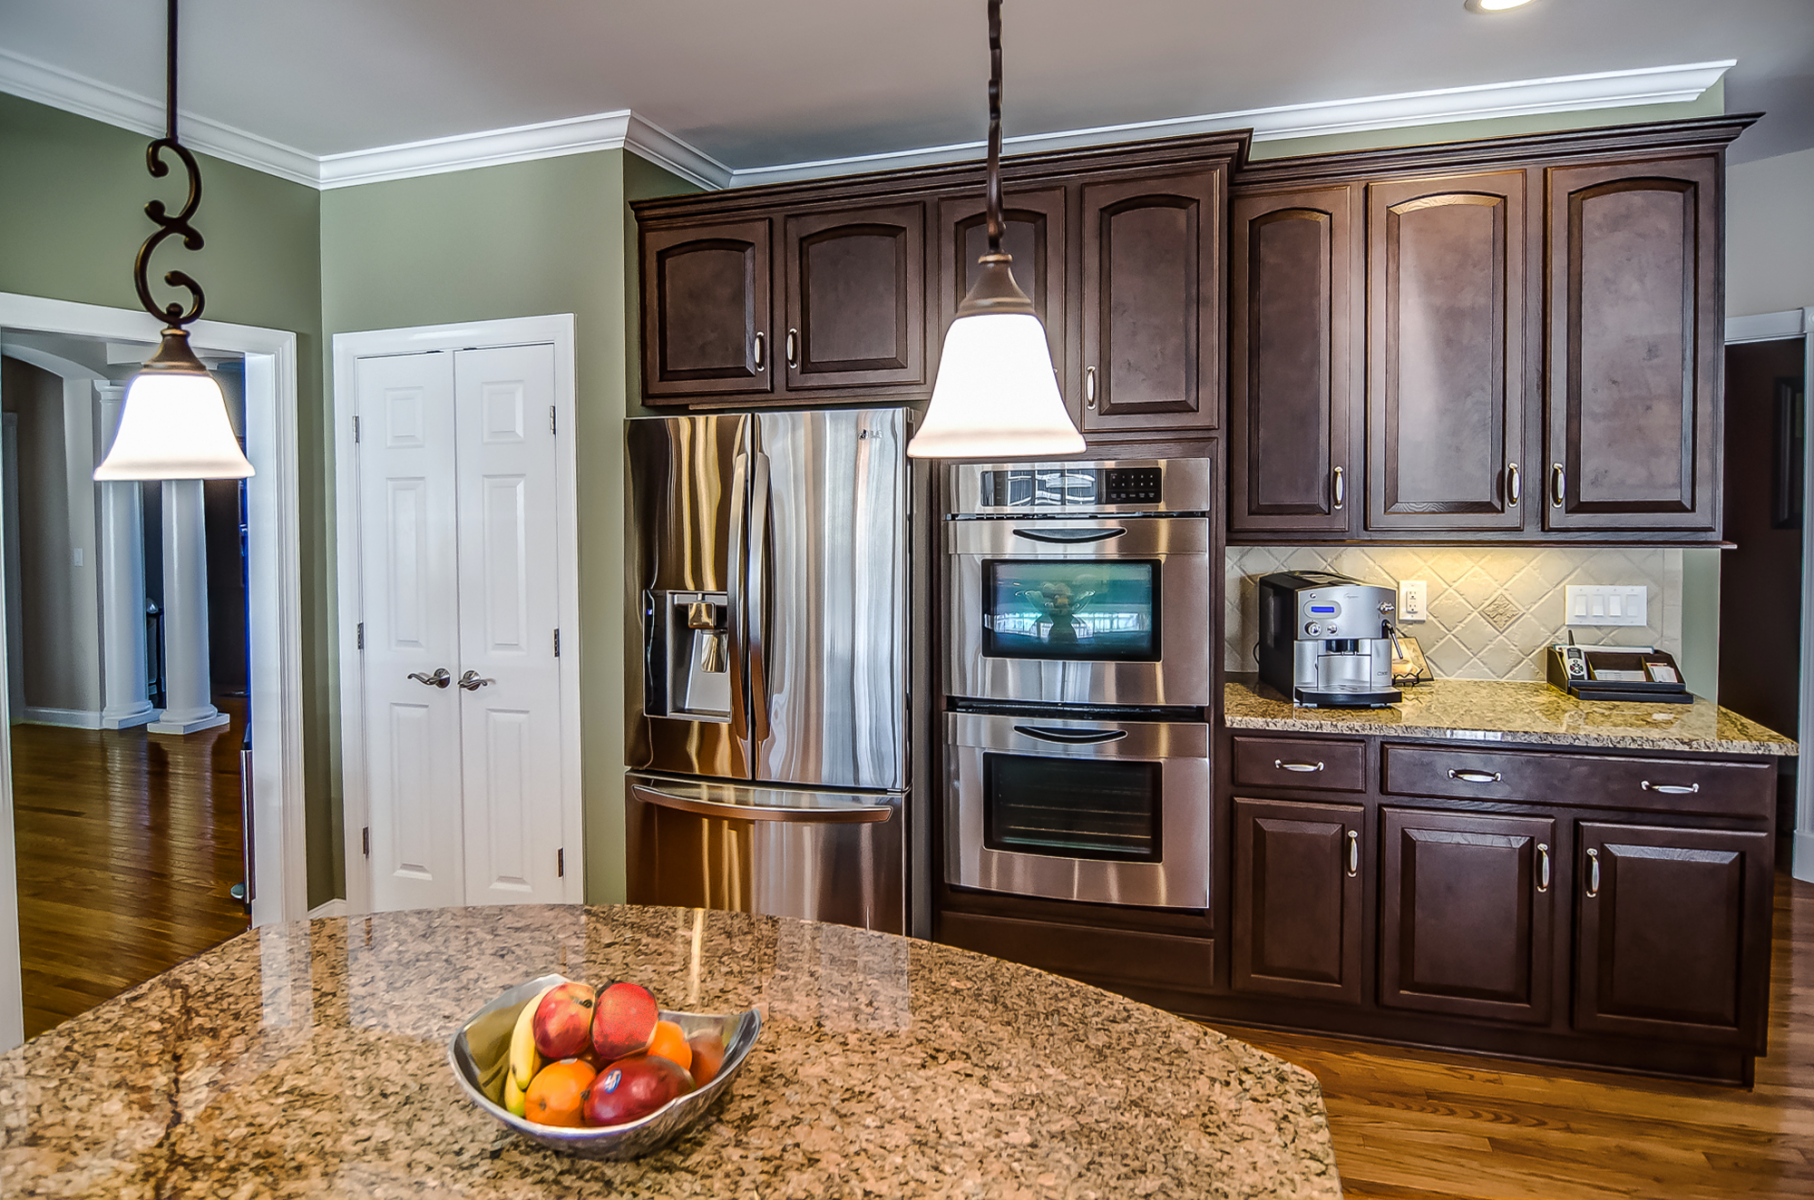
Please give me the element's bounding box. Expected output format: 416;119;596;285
522;1058;596;1128
645;1019;692;1073
687;1030;725;1087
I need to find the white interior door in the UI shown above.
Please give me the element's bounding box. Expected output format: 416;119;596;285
355;351;465;910
452;344;566;904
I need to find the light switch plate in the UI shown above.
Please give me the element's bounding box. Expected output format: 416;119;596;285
1565;584;1647;627
1398;580;1428;624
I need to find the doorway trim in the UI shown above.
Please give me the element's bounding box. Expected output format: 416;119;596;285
1726;306;1814;884
0;291;307;1047
331;314;582;914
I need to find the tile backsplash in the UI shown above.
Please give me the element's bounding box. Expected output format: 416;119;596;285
1225;546;1683;682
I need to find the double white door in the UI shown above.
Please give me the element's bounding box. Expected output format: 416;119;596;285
354;344;566;910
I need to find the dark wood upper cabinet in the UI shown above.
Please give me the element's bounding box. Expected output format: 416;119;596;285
1228;185;1358;535
1232;796;1365;1004
1544;155;1722;532
1574;822;1772;1049
937;188;1066;386
1079;170;1224;434
1367;171;1528;531
782;203;926;392
1379;808;1555;1024
640;219;773;400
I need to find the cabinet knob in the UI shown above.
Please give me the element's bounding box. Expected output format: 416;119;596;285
1550;463;1566;508
1507;463;1521;507
785;328;799;368
1085;366;1097;408
1332;466;1345;511
1345;829;1359;878
752;331;766;372
1585;846;1601;897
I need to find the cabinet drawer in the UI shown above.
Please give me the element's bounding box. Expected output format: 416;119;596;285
1382;745;1773;818
1232;736;1367;792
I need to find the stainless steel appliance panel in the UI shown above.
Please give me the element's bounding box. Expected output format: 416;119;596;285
945;712;1211;909
945;517;1211;707
626;774;904;933
753;408;907;791
626;414;752;779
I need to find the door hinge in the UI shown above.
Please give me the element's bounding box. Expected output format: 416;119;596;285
353;415;360;443
361;827;370;857
554;629;561;658
557;848;565;877
356;622;364;650
549;405;557;435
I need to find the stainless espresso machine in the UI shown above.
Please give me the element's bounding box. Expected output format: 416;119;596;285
1256;571;1402;707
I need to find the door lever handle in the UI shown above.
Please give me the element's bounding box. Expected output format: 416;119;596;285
457;670;495;691
408;668;451;688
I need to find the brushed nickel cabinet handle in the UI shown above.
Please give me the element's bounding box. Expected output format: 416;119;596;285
1507;463;1521;506
752;330;765;371
785;328;799;368
1085;366;1097;408
1346;830;1359;878
1537;842;1550;892
1333;466;1345;510
1641;780;1700;795
408;668;450;688
1551;463;1566;508
1586;847;1600;897
1447;768;1502;784
1275;760;1325;773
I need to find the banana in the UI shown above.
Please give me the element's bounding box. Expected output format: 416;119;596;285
505;983;559;1116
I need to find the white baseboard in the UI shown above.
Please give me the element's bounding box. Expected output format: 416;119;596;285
16;706;102;729
1794;832;1814;884
306;899;349;920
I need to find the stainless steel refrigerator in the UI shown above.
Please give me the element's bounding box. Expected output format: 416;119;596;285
624;408;909;933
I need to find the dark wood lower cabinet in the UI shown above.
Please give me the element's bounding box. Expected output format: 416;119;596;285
1574;821;1773;1048
1379;808;1555;1023
1232;796;1364;1004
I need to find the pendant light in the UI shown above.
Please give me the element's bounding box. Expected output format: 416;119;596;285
94;0;254;482
907;0;1084;459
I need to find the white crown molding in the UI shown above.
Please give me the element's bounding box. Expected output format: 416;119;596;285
727;59;1736;186
2;45;1729;194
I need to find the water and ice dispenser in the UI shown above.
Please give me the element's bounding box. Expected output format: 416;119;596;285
645;591;731;720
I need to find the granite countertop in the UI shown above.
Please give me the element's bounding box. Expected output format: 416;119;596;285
1225;674;1797;756
0;906;1340;1200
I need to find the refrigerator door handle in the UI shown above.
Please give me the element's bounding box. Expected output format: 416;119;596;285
746;449;773;748
727;448;751;756
629;780;892;825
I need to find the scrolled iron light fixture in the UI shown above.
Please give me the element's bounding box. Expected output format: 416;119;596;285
906;0;1084;460
94;0;254;482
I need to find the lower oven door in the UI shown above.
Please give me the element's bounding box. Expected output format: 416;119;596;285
945;712;1210;909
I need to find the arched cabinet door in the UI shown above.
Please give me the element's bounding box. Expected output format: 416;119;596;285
1544;155;1721;533
1078;169;1226;434
938;187;1067;406
640;219;773;400
782;203;926;392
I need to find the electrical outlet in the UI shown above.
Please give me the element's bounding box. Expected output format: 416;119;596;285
1398;579;1428;623
1565;584;1647;627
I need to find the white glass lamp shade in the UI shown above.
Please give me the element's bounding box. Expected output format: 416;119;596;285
94;367;253;480
907;311;1084;459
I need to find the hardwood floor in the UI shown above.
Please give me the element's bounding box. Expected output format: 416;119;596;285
1224;869;1813;1200
10;701;250;1039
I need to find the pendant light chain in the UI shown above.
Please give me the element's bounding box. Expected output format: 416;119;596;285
985;0;1004;255
133;0;207;330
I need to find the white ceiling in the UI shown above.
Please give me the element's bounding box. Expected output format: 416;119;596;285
2;0;1810;181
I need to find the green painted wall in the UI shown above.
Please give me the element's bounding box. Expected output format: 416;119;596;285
0;91;340;899
319;148;694;905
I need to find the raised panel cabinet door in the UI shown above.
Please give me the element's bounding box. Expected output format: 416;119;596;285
938;187;1066;399
1379;808;1556;1023
1575;822;1772;1048
782;203;926;391
1367;171;1527;531
1079;169;1225;433
1229;185;1357;535
1232;796;1365;1004
640;219;773;400
1544;155;1721;531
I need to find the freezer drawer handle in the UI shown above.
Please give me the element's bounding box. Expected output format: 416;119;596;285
1448;769;1502;784
629;782;891;825
1013;725;1130;745
1010;527;1128;544
1641;780;1700;795
1275;759;1325;773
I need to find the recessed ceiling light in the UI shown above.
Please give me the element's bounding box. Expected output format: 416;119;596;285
1465;0;1535;11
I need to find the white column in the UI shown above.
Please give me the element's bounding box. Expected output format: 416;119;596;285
148;479;228;735
96;384;155;730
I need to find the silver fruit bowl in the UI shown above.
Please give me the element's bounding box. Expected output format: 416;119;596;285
447;974;762;1161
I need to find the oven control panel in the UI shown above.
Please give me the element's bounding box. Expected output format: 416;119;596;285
958;459;1209;515
1101;467;1161;506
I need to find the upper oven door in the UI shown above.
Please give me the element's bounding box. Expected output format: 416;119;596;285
945;517;1210;707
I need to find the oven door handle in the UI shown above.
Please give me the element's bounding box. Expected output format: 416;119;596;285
1012;725;1131;745
1009;527;1129;544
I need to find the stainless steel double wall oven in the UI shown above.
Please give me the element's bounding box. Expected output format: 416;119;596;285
944;459;1213;909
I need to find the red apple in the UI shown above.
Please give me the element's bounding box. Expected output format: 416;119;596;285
531;982;596;1060
590;981;660;1061
581;1053;694;1126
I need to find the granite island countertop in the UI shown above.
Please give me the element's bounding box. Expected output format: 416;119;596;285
1226;674;1797;756
0;905;1340;1200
